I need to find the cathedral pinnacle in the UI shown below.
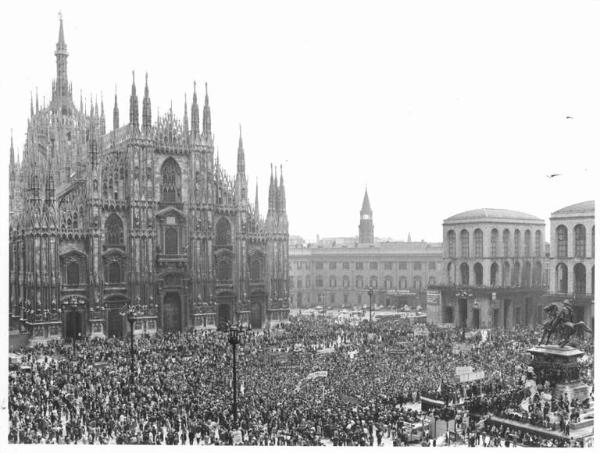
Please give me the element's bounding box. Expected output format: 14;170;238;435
129;70;139;130
279;164;286;213
191;81;199;138
51;13;72;112
113;86;119;130
10;129;15;167
142;72;152;132
183;93;189;136
237;124;245;175
255;178;260;216
202;82;211;137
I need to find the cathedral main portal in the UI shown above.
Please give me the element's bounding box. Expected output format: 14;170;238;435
163;293;182;332
65;311;83;340
107;308;124;338
217;295;234;330
250;301;263;329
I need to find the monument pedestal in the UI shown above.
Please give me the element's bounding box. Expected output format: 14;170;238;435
554;382;590;403
527;345;587;399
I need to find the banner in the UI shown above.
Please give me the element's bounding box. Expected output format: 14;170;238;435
307;371;328;380
317;347;335;354
456;371;484;383
455;366;473;376
426;290;441;305
296;371;328;392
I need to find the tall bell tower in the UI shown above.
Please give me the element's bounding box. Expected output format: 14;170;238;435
358;188;374;244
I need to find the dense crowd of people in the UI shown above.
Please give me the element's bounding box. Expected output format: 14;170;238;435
8;314;594;446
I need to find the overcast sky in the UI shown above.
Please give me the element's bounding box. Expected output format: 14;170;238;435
1;0;599;243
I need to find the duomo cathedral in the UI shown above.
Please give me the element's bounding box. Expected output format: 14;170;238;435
8;18;290;343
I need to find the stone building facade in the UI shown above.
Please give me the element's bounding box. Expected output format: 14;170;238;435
8;19;289;344
289;191;443;310
433;209;549;329
547;201;595;328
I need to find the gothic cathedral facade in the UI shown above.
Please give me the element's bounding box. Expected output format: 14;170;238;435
9;19;289;344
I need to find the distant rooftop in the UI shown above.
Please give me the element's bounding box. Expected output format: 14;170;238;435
444;208;544;224
551;200;595;218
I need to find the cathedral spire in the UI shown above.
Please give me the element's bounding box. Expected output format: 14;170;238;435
52;13;72;111
113;86;119;130
191;81;199;138
254;178;259;216
274;165;279;212
30;93;34;118
100;93;106;134
183;93;189;137
36;88;39;113
10;129;15;167
129;70;139;130
237;124;245;175
268;163;274;213
202;82;211;137
142;72;152;132
279;164;286;213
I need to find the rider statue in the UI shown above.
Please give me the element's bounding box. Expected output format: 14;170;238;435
540;299;592;347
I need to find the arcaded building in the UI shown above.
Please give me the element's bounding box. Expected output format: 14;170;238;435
433;209;549;329
289;190;443;310
9;19;289;344
547;201;595;328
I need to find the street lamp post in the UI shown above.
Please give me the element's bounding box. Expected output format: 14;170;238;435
228;322;251;427
367;285;374;324
127;310;135;383
120;303;139;384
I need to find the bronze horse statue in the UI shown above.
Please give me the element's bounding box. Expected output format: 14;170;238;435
540;300;592;347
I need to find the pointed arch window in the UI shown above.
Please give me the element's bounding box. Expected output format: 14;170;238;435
66;261;79;285
215;217;232;246
165;227;178;255
105;214;124;246
250;255;264;281
216;256;233;282
108;261;121;283
161;158;182;203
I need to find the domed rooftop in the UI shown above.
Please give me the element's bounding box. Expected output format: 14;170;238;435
444;208;543;224
551;200;594;217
